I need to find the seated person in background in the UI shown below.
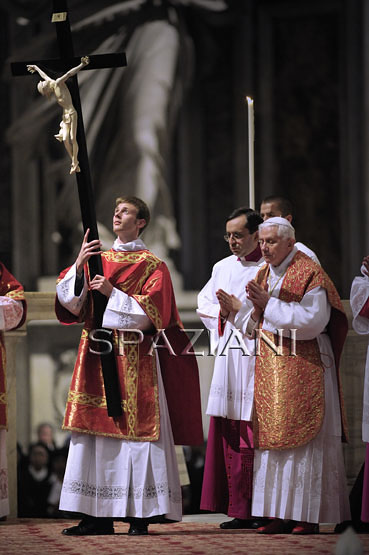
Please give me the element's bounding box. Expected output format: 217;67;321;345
18;442;54;518
37;422;57;453
37;422;57;472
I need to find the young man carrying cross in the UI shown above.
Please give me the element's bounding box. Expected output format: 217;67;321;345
55;196;203;536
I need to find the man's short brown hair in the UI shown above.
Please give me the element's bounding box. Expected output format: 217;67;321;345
261;195;293;218
115;196;150;235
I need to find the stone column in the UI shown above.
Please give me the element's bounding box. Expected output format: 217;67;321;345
5;292;56;517
4;329;26;517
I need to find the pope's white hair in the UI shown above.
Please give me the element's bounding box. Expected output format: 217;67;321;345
259;217;295;240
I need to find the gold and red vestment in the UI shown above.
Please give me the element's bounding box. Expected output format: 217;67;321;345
56;248;203;445
253;250;348;450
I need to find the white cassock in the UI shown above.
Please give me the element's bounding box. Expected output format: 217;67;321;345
0;297;24;518
350;264;369;441
235;247;350;524
197;253;264;420
57;239;181;521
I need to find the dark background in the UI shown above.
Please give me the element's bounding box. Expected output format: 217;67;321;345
0;0;368;297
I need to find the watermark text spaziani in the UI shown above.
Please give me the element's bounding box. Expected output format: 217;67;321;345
88;327;298;357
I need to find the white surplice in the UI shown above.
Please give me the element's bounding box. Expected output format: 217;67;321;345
350;265;369;441
235;247;350;523
0;297;24;518
197;253;264;421
57;239;181;520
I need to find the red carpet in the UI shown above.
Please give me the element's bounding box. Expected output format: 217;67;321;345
1;519;369;554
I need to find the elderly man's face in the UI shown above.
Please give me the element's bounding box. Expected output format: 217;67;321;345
258;226;294;266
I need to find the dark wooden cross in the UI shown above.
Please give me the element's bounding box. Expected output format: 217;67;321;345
11;0;127;417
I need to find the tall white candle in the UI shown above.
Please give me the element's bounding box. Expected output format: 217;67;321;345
246;96;255;209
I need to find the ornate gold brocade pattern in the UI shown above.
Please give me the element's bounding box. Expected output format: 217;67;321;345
58;249;175;441
102;250;162;295
63;331;160;441
277;251;349;442
253;251;347;450
67;390;127;411
102;250;160;265
255;330;324;450
133;295;162;330
125;335;140;437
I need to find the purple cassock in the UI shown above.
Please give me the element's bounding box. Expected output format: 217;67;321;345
201;418;254;518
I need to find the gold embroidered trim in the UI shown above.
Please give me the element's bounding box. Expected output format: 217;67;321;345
5;290;25;300
125;336;139;437
255;329;324;450
61;424;158;442
253;253;329;450
67;390;127;411
102;250;162;295
151;353;160;439
102;250;161;266
133;295;162;329
0;393;6;404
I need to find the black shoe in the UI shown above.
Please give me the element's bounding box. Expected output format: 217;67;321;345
250;519;270;529
334;520;351;534
62;516;114;536
128;518;149;536
335;520;369;534
220;518;262;530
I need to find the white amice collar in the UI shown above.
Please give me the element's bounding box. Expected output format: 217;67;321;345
112;237;147;252
270;246;298;278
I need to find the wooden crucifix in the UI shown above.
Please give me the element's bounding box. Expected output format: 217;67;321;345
11;0;127;417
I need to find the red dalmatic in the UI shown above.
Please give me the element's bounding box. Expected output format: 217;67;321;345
56;249;203;445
